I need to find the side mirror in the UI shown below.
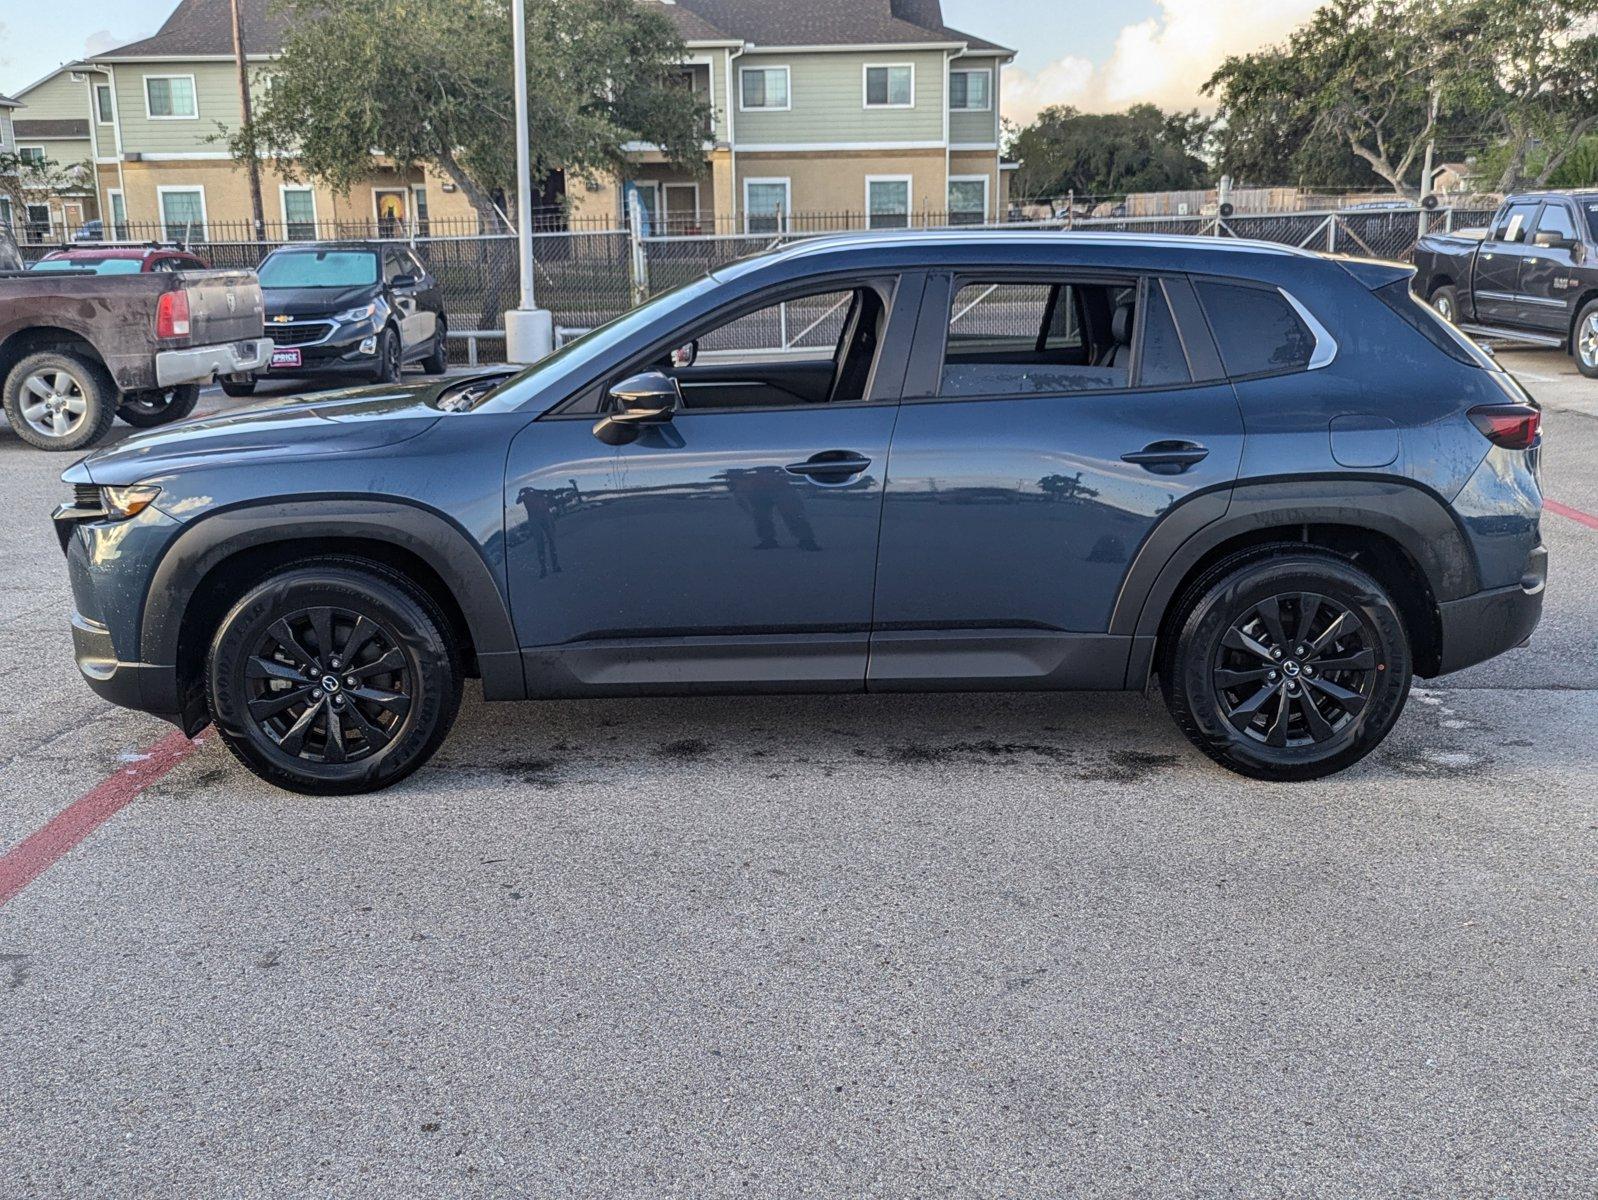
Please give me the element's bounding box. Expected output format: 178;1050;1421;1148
390;273;418;289
1532;231;1573;250
593;371;680;444
669;340;698;369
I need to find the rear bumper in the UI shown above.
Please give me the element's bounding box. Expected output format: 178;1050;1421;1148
1435;544;1546;675
156;337;272;388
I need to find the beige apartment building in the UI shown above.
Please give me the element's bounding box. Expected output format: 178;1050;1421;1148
3;0;1012;239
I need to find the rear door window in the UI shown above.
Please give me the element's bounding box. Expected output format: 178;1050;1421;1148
1193;280;1316;379
940;280;1132;397
1138;281;1191;386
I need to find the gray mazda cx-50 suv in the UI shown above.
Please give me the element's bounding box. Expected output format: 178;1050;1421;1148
54;232;1545;793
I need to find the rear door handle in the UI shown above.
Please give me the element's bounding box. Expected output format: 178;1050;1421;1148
1121;440;1210;475
785;451;872;481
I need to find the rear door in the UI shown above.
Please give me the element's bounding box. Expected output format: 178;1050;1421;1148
383;248;430;351
1473;201;1539;324
869;270;1244;691
1517;199;1582;333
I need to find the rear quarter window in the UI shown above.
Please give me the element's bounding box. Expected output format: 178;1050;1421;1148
1193;280;1316;378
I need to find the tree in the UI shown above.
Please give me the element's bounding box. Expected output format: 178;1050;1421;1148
236;0;710;231
1008;104;1212;203
0;151;90;232
1206;0;1471;197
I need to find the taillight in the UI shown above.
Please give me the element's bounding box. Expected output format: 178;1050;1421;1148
155;290;191;339
1468;403;1541;450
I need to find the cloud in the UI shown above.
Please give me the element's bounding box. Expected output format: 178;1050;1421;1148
1002;0;1323;123
83;29;142;57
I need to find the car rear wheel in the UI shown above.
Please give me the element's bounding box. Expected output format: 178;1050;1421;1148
422;317;448;375
1160;548;1412;781
220;377;257;398
118;383;200;428
2;350;118;451
206;560;462;794
371;327;402;384
1574;300;1598;379
1430;284;1459;324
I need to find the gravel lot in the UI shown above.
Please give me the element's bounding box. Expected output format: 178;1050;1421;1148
1;354;1594;1198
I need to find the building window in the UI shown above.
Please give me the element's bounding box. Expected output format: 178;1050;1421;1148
411;185;430;235
108;190;127;239
949;69;991;111
864;64;914;108
0;196;12;230
25;203;52;242
17;147;47;167
281;187;317;240
159;187;207;241
145;75;198;119
948;177;988;225
95;83;114;123
744;178;790;234
740;66;790;112
866;176;911;229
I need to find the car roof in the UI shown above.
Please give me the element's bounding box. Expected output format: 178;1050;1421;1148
43;246;189;260
267;242;384;253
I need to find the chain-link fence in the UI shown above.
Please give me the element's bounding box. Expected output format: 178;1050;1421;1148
9;204;1498;364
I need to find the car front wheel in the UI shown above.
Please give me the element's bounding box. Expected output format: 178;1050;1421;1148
371;327;402;384
207;560;461;794
1160;548;1412;781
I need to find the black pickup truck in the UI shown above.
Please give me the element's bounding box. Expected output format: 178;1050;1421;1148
1413;190;1598;377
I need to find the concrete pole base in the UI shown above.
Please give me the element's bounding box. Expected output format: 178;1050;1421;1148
505;307;555;364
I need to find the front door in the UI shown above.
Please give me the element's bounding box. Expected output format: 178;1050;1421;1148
870;272;1245;690
1473;200;1539;324
503;276;916;694
374;189;407;237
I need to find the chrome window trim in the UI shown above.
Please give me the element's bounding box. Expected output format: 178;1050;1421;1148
1278;287;1338;371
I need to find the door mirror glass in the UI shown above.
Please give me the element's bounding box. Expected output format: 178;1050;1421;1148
669;340;698;368
594;371;681;444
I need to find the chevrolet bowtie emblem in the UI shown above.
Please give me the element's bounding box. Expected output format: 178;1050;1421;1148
271;314;292;323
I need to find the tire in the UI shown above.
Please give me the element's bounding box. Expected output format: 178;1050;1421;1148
371;326;402;385
220;378;257;398
1430;284;1459;325
206;559;462;795
2;350;118;451
422;317;448;375
1573;299;1598;379
118;383;200;428
1159;547;1413;781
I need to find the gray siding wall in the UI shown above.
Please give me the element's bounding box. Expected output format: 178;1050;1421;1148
735;50;947;146
113;62;241;155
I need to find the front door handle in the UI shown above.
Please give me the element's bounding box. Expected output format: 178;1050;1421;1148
785;451;872;481
1121;440;1210;475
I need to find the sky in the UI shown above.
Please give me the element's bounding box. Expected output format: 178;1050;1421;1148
1;0;1322;120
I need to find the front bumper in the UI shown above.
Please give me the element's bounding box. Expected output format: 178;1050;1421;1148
69;610;191;729
1435;544;1546;675
156;337;272;388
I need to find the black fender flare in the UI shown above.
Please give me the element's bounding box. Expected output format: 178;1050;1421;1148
141;498;523;699
1112;478;1479;686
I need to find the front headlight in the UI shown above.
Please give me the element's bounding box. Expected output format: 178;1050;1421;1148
103;485;162;519
336;302;378;323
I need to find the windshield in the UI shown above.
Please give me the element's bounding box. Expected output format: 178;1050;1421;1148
474;273;725;411
32;257;143;275
259;250;378;289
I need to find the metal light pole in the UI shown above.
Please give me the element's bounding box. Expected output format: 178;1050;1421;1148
504;0;554;363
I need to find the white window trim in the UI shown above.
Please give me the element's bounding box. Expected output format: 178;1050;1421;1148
143;73;199;120
95;83;116;124
865;174;914;228
947;174;990;221
16;145;48;166
739;65;791;112
742;177;791;234
662;181;701;228
279;183;318;233
863;63;916;109
156;184;208;236
949;68;992;112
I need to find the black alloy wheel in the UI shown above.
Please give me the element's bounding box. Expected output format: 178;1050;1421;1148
207;560;460;793
1161;548;1412;780
372;327;402;384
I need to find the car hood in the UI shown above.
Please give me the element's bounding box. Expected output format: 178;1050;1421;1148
263;284;380;318
67;381;447;486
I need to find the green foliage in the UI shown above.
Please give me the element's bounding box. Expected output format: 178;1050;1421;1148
0;150;87;210
237;0;710;220
1008;104;1212;201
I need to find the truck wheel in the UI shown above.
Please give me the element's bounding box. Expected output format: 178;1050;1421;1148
2;350;119;451
1160;547;1412;781
206;559;462;795
118;383;200;428
220;377;257;398
1574;300;1598;379
1429;284;1459;324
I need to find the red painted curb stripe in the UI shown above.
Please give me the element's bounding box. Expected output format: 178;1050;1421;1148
1546;498;1598;531
0;730;199;908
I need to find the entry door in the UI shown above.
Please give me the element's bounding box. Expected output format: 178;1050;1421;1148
869;273;1245;690
1517;200;1582;333
1473;200;1538;324
663;183;699;234
502;278;914;694
374;190;407;236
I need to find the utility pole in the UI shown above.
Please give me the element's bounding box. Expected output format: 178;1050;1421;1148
505;0;553;363
230;0;266;240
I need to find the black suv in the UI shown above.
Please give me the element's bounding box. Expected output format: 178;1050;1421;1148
223;242;447;395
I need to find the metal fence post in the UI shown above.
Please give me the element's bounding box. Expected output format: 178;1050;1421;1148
1327;216;1337;253
627;191;649;307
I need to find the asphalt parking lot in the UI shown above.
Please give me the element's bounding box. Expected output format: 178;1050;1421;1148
1;354;1594;1197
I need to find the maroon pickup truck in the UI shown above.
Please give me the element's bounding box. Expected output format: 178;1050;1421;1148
0;227;269;451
